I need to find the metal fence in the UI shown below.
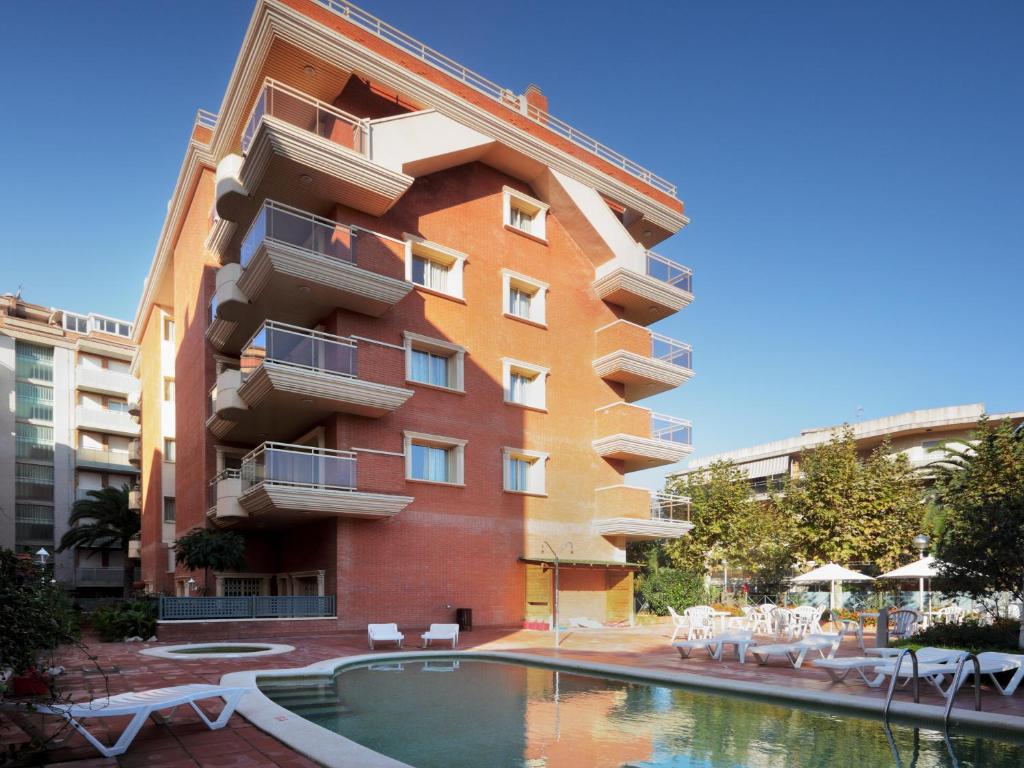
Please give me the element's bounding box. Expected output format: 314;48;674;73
158;595;336;621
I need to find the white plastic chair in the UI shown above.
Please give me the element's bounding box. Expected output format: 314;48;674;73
421;623;460;648
1;684;248;758
682;607;714;640
792;605;825;637
368;623;405;649
888;609;920;641
751;604;774;634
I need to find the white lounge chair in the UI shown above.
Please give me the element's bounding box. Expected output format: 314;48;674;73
813;647;965;687
929;651;1024;698
421;623;460;648
1;684;248;758
748;627;847;669
368;623;405;649
674;630;755;663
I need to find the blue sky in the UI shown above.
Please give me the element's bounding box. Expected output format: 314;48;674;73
1;1;1021;489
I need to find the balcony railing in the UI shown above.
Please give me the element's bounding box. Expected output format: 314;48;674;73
77;567;125;587
242;79;367;156
651;414;692;445
77;447;134;467
651;333;692;370
241;443;356;493
195;109;218;130
208;468;241;511
314;0;676;196
241;200;358;268
646;251;693;293
650;492;691;522
241;321;357;380
158;595;336;621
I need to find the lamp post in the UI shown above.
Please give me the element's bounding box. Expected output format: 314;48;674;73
913;534;931;615
186;577;196;597
721;558;728;600
543;541;574;648
35;548;50;567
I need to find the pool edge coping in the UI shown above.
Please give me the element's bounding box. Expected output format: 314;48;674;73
221;649;1024;768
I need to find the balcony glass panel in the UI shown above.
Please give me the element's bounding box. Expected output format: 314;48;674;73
651;414;692;445
16;382;53;421
241;443;356;491
651;333;692;369
646;252;693;293
16;423;54;461
241;202;355;267
77;448;133;467
241;323;356;378
15;342;54;381
650;493;691;521
241;80;367;155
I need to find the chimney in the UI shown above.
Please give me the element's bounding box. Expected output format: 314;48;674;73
523;84;548;116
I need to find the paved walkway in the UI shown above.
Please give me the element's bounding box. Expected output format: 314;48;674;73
4;625;1022;766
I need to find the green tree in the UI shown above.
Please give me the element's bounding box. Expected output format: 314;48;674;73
57;484;139;598
173;528;246;594
777;428;923;571
928;417;1024;648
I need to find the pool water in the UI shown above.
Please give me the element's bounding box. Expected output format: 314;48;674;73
260;657;1024;768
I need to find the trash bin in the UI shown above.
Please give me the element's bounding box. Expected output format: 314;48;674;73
456;608;473;632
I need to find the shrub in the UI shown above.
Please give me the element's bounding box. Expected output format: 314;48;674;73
637;568;708;615
90;599;157;642
895;617;1019;654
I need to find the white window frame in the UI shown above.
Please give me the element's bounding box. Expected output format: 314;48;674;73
404;236;468;300
164;437;176;463
502;269;548;326
502;358;548;410
403;430;467;486
502;447;549;496
503;186;549;240
403;331;465;392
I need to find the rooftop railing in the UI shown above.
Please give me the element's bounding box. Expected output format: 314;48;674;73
241;79;367;155
314;0;676;196
650;492;691;522
195;109;218;130
240;321;357;380
651;333;693;370
651;413;692;446
646;251;693;293
241;442;357;493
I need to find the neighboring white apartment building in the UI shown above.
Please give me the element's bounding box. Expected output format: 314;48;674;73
674;403;1024;495
0;292;139;593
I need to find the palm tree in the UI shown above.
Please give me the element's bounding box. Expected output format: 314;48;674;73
58;484;139;598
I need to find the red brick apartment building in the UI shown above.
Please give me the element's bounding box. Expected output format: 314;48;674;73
134;0;696;635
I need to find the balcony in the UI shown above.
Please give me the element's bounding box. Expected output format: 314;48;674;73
229;442;413;525
207;469;247;528
215;79;413;224
207;201;411;353
75;366;139;398
593;322;693;401
593;251;694;324
128;439;141;465
593;406;693;472
75;405;139;437
128;391;141;418
76;447;138;473
76;567;124;588
128;535;141;560
594;490;694;540
207;322;413;443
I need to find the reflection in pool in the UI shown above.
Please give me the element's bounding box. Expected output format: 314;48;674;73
259;657;1024;768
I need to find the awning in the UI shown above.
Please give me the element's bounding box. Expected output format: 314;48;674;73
736;455;790;479
518;556;641;571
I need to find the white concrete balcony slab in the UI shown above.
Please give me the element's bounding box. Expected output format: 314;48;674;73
593;325;693;401
593;251;694;325
75;366;139;398
75;406;140;437
207;469;248;528
208;201;412;354
593;412;693;472
215;79;413;224
593;487;691;539
229;443;413;526
209;322;412;443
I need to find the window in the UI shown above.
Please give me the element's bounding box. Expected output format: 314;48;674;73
15;504;54;546
16;423;54;462
93;316;131;337
163;316;175;343
16;463;54;502
405;237;467;299
404;332;465;391
164;438;176;462
404;431;467;486
503;187;549;240
502;270;547;325
163;497;176;523
63;313;90;334
15;342;54;382
503;448;548;495
16;382;54;421
221;577;264;597
107;398;129;414
163;378;175;401
503;358;548;410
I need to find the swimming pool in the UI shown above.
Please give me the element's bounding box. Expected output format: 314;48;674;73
254;656;1024;768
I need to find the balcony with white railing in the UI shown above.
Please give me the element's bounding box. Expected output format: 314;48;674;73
75;366;139;398
215;79;414;223
208;321;413;443
207;468;246;527
233;442;413;524
594;490;694;540
593;250;694;325
594;405;693;472
593;321;694;401
75;405;140;437
207;200;412;352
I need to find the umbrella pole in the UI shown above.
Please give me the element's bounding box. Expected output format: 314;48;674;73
919;576;924;615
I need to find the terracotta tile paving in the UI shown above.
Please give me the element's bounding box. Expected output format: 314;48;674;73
5;625;1022;766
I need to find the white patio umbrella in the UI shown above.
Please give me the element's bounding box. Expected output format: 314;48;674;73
878;556;939;614
792;563;875;612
